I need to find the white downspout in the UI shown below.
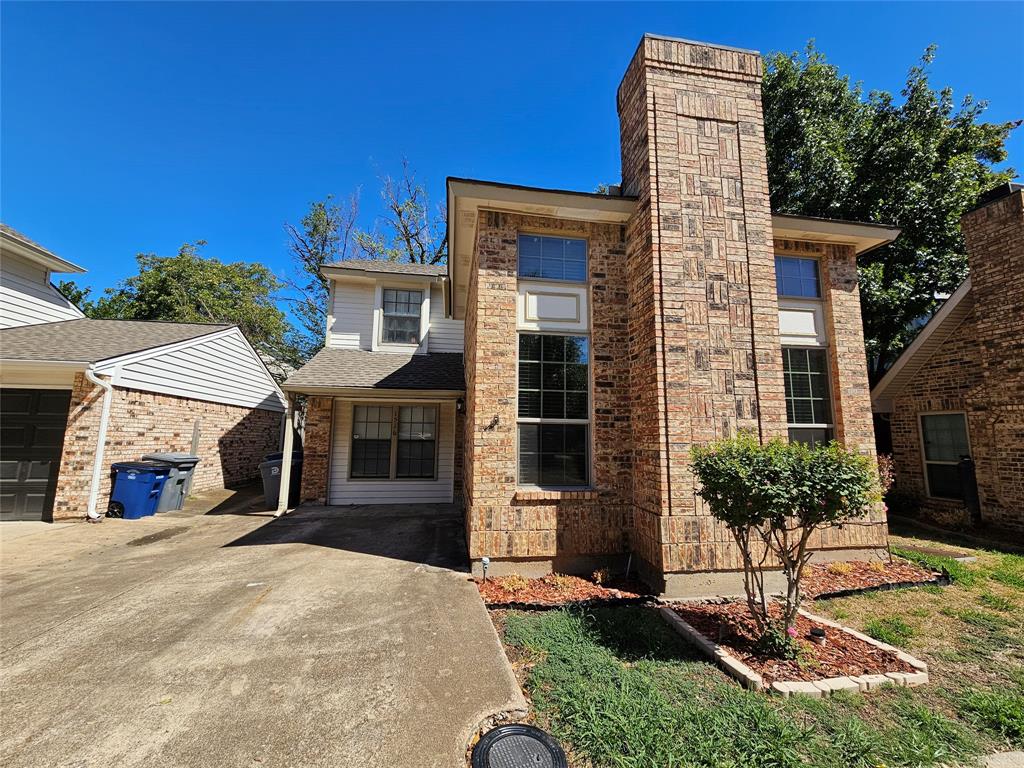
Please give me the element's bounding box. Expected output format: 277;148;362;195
275;395;296;517
84;366;114;521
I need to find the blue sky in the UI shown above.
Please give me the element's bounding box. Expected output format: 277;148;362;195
2;2;1021;297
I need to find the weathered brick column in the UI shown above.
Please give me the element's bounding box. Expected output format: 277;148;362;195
617;35;787;589
299;396;333;504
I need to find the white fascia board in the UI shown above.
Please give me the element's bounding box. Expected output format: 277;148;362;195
772;214;901;255
321;266;442;283
0;233;87;274
870;278;972;410
281;385;463;399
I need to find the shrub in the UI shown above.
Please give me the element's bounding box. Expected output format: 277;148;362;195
827;561;855;575
501;574;531;594
592;567;611;586
877;453;895;495
543;573;576;592
691;435;879;647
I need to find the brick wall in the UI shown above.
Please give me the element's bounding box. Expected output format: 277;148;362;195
614;35;886;582
52;375;282;519
299;395;333;503
617;35;789;578
463;211;633;562
890;189;1024;531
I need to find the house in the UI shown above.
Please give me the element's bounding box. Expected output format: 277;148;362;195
0;225;287;522
872;183;1023;533
281;34;900;595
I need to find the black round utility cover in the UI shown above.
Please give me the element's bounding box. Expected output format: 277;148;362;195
472;725;567;768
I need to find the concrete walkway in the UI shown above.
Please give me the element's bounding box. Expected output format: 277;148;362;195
0;496;524;767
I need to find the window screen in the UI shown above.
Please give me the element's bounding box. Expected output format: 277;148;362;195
518;424;588;487
783;347;833;446
382;289;422;344
518;234;587;282
518;334;588;420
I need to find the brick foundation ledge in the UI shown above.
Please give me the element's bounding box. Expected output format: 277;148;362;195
659;605;929;696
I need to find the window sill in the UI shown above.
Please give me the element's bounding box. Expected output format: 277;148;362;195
514;488;599;502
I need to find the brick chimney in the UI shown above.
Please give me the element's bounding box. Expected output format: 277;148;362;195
616;35;786;580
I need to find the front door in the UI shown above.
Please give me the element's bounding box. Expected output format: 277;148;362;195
0;388;72;521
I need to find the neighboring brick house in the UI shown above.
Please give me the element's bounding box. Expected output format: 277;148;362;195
282;34;900;595
872;183;1024;532
0;226;287;522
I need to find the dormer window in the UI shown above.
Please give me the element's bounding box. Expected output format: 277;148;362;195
382;288;422;344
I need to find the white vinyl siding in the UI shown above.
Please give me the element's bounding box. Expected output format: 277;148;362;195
328;280;375;350
0;253;84;329
96;329;286;411
428;283;464;353
329;398;455;504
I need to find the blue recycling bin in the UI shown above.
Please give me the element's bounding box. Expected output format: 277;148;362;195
108;461;171;519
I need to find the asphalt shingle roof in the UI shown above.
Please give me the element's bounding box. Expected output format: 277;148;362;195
324;259;447;276
283;348;464;391
0;318;230;363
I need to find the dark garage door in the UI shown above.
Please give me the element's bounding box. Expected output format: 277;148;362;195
0;388;72;521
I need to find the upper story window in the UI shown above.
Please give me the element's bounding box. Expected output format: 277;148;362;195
382;288;422;344
518;234;587;282
775;256;821;299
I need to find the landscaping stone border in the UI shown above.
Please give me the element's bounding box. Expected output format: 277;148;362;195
808;574;949;601
485;595;654;611
658;604;929;697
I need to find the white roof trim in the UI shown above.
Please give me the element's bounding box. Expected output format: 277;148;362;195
772;214;901;255
871;278;972;412
0;229;86;274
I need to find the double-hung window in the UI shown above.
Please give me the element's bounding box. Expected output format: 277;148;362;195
920;413;970;499
351;404;437;480
517;334;589;487
776;254;832;446
782;347;833;446
382;289;422;344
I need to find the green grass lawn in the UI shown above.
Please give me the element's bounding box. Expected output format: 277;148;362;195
496;534;1024;768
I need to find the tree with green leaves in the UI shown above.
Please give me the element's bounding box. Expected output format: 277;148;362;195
284;160;446;360
691;435;879;656
763;43;1018;381
63;241;297;372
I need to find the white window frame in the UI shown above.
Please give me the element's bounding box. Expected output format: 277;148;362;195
919;411;972;500
782;345;834;444
372;281;430;354
515;331;592;489
349;403;439;481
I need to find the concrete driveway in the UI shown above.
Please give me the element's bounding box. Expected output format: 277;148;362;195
0;493;524;768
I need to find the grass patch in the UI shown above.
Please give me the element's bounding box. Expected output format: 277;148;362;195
501;607;983;767
979;591;1015;612
891;546;977;586
863;616;915;646
959;686;1024;744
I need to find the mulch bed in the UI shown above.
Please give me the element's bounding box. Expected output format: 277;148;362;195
671;601;917;684
477;573;651;608
801;559;943;599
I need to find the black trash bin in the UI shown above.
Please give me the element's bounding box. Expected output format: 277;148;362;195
142;452;201;512
259;452;302;510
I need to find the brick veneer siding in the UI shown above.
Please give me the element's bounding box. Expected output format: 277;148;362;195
299;396;333;503
52;374;282;520
890;189;1024;531
614;36;885;583
463;212;633;562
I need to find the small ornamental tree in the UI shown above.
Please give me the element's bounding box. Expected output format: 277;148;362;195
691;435;879;653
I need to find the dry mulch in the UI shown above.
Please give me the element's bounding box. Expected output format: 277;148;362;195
477;573;648;607
671;601;917;684
801;559;941;599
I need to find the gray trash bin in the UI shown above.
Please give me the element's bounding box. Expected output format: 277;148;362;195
142;452;201;512
259;452;302;510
